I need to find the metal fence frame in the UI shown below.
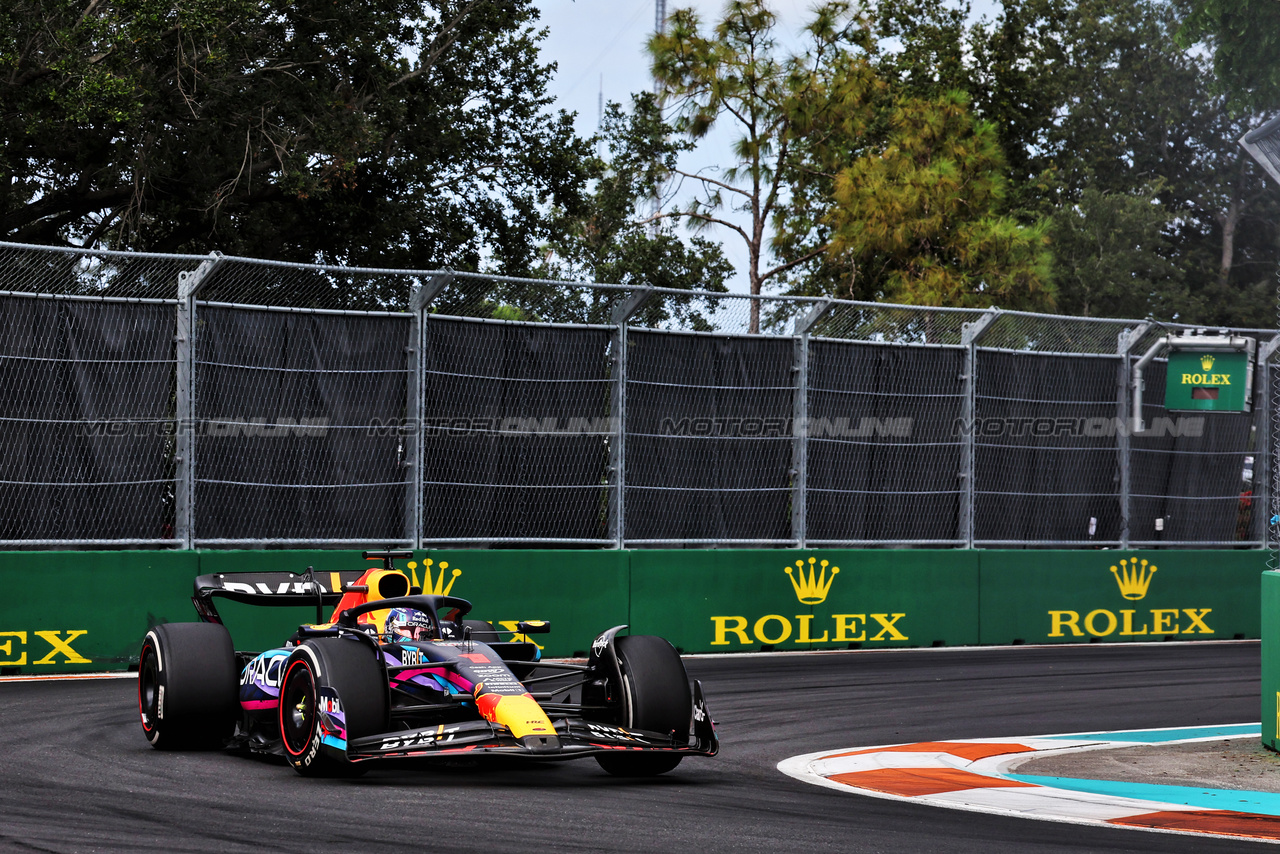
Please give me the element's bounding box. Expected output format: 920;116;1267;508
0;240;1274;550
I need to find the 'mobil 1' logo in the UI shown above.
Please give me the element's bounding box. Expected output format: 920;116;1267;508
709;557;907;647
1047;557;1212;639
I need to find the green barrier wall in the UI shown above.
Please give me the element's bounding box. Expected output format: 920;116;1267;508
629;549;980;652
0;548;1264;674
1263;571;1280;750
979;550;1263;645
0;551;199;673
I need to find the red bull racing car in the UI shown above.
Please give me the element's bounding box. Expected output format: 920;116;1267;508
137;551;717;777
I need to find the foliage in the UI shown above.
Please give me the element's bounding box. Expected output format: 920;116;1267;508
1048;185;1189;319
1178;0;1280;108
1024;0;1278;326
650;0;879;330
832;93;1053;309
651;1;1051;313
826;91;1053;309
865;0;1278;327
0;0;590;274
534;93;733;328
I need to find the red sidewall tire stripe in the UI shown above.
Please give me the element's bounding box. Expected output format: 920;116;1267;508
138;639;157;736
280;658;318;759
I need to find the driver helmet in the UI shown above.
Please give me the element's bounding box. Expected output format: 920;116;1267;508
385;607;434;641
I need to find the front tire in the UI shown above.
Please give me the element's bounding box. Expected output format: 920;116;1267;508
138;622;238;750
595;635;692;777
279;636;388;777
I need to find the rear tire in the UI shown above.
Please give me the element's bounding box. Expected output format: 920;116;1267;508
279;636;388;777
138;623;238;750
595;635;691;777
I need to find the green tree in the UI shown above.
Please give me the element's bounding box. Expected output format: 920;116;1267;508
652;0;1053;323
1021;0;1278;326
532;93;734;326
0;0;590;274
873;0;1278;327
1178;0;1280;108
826;91;1053;309
1049;185;1189;319
650;0;877;331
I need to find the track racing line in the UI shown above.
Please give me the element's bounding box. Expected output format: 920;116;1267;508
780;723;1280;844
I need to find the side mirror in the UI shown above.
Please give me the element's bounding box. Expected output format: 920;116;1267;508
517;620;551;635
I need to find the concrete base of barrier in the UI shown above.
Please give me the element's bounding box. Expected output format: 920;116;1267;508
0;548;1266;674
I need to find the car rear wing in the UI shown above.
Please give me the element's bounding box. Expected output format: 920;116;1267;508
192;568;369;624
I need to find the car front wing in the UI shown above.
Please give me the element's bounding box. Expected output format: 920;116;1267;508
348;681;719;763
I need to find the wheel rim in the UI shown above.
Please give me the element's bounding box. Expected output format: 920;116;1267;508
280;660;317;757
138;643;159;731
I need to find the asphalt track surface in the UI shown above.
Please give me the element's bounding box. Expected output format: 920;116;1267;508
0;641;1265;853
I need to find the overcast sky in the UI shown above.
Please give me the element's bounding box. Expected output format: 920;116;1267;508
534;0;820;136
530;1;823;290
529;1;995;290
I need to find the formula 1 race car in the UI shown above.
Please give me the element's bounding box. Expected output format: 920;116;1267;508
137;551;717;777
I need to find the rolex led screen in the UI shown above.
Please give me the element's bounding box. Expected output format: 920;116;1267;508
1164;350;1251;412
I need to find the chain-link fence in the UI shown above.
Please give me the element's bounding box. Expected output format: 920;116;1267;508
0;240;1273;549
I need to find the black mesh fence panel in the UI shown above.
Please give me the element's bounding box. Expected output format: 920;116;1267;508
806;341;965;543
624;331;793;542
193;306;411;542
0;243;196;299
973;351;1123;543
0;297;176;543
420;318;612;543
0;241;1273;549
1130;359;1254;544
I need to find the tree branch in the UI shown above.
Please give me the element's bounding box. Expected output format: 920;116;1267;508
385;0;485;93
761;243;827;282
672;167;752;200
646;208;752;245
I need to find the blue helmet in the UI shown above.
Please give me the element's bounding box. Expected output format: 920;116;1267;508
385;607;434;641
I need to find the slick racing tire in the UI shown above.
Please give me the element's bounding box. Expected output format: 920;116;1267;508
279;636;388;777
138;622;238;750
595;635;692;777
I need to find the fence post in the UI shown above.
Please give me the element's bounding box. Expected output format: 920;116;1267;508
1117;323;1151;550
174;253;222;550
958;311;997;548
1254;337;1280;546
406;272;452;549
792;300;833;548
608;289;654;549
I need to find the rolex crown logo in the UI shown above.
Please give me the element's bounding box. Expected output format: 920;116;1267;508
1110;557;1156;601
409;559;461;596
786;557;839;605
1201;354;1215;371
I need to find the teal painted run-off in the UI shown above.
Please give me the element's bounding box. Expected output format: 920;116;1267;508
1008;774;1280;817
1044;724;1261;743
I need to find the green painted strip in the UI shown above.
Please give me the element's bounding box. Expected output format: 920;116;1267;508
1262;571;1280;750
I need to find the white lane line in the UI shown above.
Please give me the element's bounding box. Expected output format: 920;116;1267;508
0;671;136;683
